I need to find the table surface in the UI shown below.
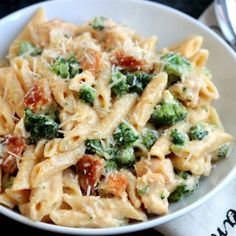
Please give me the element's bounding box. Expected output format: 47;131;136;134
0;0;212;235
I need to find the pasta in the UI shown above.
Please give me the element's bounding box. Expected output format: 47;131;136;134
129;72;167;128
0;8;233;228
29;172;63;221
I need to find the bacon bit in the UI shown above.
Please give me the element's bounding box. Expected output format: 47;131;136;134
7;136;26;157
114;49;143;69
24;80;52;112
2;155;16;174
76;155;104;195
79;48;101;76
99;173;128;197
1;136;26;174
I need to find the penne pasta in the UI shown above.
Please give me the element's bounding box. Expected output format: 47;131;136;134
62;194;147;223
190;49;209;67
0;193;16;209
29;172;63;221
90;94;137;139
169;36;203;58
30;143;85;188
11;146;36;190
129;72;167;128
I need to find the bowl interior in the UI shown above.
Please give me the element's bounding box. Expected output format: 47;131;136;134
0;0;236;234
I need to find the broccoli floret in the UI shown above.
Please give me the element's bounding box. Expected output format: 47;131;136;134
110;68;154;97
24;108;60;144
51;57;69;78
151;101;187;126
110;69;129;97
126;72;153;94
85;139;102;154
89;16;107;30
141;128;159;149
67;56;83;78
85;139;114;159
170;129;188;146
111;79;129;97
85;138;136;167
19;41;41;56
189;124;209;141
178;171;189;179
105;159;118;172
217;143;230;159
51;56;82;78
161;52;191;77
85;139;106;157
115;147;135;166
113;122;139;147
169;185;187;202
79;85;96;105
168;172;199;202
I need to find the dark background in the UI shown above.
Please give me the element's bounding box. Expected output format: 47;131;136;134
0;0;212;19
0;0;212;235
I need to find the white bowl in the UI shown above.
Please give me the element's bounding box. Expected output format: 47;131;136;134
0;0;236;234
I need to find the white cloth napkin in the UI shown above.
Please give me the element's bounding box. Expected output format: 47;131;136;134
156;5;236;236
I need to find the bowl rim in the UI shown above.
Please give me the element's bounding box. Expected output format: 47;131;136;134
0;0;236;234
